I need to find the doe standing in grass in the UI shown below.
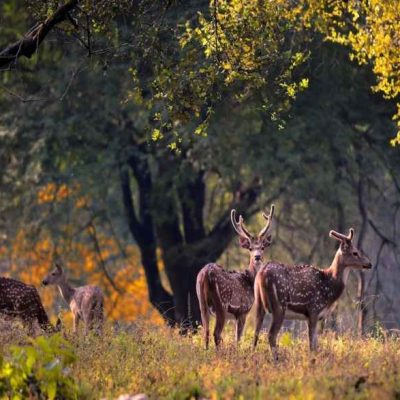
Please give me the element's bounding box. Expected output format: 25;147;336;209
42;262;104;335
253;228;372;358
196;205;274;349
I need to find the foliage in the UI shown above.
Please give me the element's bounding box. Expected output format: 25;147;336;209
149;0;310;147
288;1;400;145
0;334;79;400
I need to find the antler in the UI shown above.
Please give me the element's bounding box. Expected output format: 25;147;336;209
231;209;253;239
329;228;354;242
259;204;275;238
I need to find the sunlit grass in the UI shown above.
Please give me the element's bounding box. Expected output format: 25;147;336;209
2;319;400;399
71;323;400;399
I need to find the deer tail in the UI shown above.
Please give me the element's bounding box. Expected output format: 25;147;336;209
196;268;210;325
196;266;214;349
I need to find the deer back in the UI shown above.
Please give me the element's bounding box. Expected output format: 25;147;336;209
0;277;52;330
258;262;344;317
73;285;104;314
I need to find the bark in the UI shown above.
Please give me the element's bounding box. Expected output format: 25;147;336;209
120;164;175;324
0;1;79;69
356;175;369;336
179;171;206;243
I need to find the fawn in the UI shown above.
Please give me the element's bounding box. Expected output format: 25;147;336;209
42;262;104;334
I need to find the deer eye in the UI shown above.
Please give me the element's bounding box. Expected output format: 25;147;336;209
249;247;253;251
52;272;56;276
352;252;358;257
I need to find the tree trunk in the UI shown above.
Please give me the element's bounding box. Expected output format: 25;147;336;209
356;165;369;335
120;165;175;324
357;270;368;336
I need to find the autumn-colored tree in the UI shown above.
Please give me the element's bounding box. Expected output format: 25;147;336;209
1;182;163;327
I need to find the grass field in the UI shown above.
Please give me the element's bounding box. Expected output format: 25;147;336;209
2;319;400;399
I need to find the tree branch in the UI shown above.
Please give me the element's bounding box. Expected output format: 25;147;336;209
87;220;122;294
0;0;79;69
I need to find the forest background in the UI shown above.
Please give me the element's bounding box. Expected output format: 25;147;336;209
0;0;399;335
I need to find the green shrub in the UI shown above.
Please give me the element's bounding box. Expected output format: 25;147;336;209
0;334;79;400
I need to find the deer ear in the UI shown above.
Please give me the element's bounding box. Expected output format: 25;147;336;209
340;241;350;252
239;236;251;249
55;262;62;272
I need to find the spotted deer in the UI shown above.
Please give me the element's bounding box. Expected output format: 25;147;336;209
0;276;56;334
42;262;104;334
196;205;274;349
253;228;372;357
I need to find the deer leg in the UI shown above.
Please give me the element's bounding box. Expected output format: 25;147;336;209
23;318;35;337
84;315;91;336
94;303;104;335
202;312;210;350
308;315;319;352
253;299;266;349
268;309;285;361
213;310;226;348
235;314;247;344
198;301;210;350
72;313;80;334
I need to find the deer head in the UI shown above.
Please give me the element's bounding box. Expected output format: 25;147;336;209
329;228;372;270
42;263;65;286
231;204;274;269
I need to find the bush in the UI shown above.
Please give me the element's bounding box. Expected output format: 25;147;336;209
0;334;79;400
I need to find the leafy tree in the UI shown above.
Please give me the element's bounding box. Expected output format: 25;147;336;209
289;1;400;146
0;0;305;327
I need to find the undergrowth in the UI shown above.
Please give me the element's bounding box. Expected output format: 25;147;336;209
1;320;400;399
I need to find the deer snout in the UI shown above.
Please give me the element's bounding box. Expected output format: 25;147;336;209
42;279;48;286
364;262;372;269
254;255;262;262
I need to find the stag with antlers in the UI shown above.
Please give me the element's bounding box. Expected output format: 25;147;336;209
196;205;274;349
253;228;372;357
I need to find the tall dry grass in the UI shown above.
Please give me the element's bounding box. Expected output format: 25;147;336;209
72;322;400;399
1;318;400;399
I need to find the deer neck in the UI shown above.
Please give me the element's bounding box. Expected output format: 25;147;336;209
57;278;76;305
247;261;260;282
326;251;346;283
